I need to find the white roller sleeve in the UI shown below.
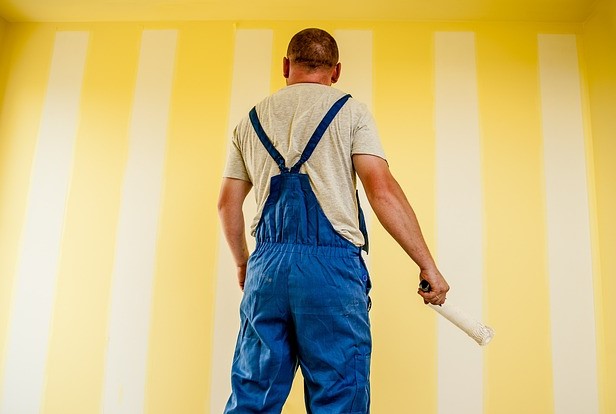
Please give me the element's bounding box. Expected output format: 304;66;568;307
428;301;494;346
420;280;494;346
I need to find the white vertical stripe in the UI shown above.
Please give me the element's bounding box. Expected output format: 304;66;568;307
102;30;177;414
334;29;374;259
210;29;273;414
334;30;373;105
434;32;484;414
538;34;599;414
0;31;89;414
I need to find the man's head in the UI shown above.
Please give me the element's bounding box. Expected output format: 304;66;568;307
283;28;341;86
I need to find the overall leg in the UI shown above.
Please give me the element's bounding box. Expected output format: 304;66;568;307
290;252;372;414
224;248;297;413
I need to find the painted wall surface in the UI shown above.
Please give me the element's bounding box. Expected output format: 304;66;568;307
0;17;6;46
0;16;8;99
583;1;616;413
0;19;611;414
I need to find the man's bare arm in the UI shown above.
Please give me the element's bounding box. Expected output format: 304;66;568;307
353;154;449;305
218;177;253;290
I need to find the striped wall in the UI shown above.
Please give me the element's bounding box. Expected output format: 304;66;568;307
0;21;611;414
102;29;178;414
1;30;89;414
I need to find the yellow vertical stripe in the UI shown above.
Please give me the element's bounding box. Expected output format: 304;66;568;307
0;24;55;393
0;18;6;44
371;23;438;413
145;22;235;414
0;19;7;64
583;2;616;412
42;23;141;414
476;24;553;414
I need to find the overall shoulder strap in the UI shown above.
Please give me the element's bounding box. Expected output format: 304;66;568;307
290;94;352;173
249;107;289;173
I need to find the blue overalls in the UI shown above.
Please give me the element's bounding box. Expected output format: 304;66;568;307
224;94;372;414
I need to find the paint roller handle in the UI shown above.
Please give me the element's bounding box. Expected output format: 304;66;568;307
418;276;448;306
419;279;432;293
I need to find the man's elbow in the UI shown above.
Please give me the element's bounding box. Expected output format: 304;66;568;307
217;178;252;217
218;192;244;223
217;198;233;221
366;186;395;212
363;171;398;206
217;188;233;218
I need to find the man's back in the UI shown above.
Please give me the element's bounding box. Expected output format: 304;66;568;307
225;82;385;246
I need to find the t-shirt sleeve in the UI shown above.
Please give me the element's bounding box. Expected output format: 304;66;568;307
222;128;252;182
351;104;387;160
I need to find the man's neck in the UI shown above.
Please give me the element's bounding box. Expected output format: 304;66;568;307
286;73;333;86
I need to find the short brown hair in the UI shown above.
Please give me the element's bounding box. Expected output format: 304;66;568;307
286;28;339;70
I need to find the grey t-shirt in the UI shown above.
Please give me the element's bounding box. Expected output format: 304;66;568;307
223;83;386;247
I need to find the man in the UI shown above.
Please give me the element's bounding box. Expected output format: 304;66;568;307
218;28;449;413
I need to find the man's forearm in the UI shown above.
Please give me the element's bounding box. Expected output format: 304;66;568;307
219;206;250;267
217;178;253;268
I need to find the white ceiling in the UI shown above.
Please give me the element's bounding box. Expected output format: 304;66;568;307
0;0;599;23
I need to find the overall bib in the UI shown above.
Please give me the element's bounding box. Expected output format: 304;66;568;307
224;94;372;414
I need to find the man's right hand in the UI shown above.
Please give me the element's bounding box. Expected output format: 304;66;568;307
418;268;449;306
237;263;247;291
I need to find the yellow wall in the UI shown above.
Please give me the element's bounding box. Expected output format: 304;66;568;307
0;16;6;47
0;17;613;414
583;1;616;413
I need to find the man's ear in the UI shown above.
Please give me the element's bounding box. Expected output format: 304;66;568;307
283;57;290;78
331;62;341;84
